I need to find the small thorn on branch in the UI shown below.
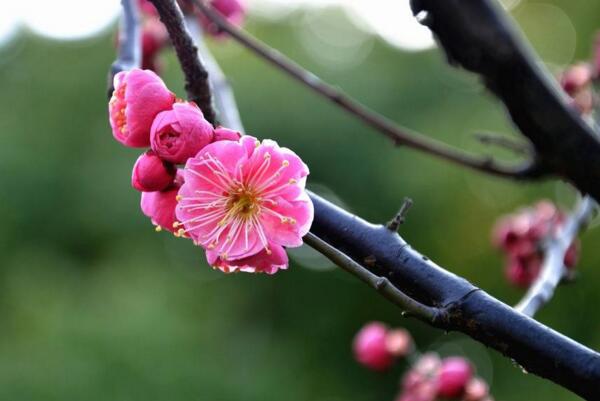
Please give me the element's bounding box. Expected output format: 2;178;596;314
387;197;413;232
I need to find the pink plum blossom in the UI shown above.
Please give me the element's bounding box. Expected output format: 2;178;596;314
109;69;175;147
213;126;242;142
436;357;473;398
206;243;288;274
352;322;394;371
150;102;214;164
200;0;246;37
132;150;176;192
175;135;313;271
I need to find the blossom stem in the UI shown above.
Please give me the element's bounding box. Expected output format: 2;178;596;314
148;0;217;124
515;196;597;317
108;0;142;97
304;232;440;323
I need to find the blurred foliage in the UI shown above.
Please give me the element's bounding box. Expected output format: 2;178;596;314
1;1;600;400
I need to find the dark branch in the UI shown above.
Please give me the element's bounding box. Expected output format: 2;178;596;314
143;3;600;398
304;232;440;323
309;193;600;400
410;0;600;203
189;0;540;180
108;0;141;98
515;196;597;317
149;0;216;124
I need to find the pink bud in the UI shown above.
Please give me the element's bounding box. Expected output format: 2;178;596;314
594;32;600;78
464;377;489;401
140;178;182;233
141;19;169;73
560;63;592;96
505;256;539;288
138;0;158;17
109;69;175;147
385;328;413;358
132;150;176;192
213;126;242;142
564;240;580;268
436;357;473;398
352;322;394;371
150;102;214;164
200;0;246;37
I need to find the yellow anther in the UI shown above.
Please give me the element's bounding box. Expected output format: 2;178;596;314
255;140;260;148
288;179;297;185
155;225;162;232
282;160;289;167
289;218;297;225
176;195;183;201
173;221;181;228
280;217;288;223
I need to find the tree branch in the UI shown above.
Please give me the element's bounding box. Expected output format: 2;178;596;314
185;16;244;130
188;0;540;180
108;0;141;98
304;232;440;323
149;0;217;124
515;196;597;317
410;0;600;203
142;4;600;398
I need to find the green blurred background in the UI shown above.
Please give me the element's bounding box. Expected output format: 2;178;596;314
1;1;600;400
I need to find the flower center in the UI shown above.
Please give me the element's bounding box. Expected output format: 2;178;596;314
227;189;258;219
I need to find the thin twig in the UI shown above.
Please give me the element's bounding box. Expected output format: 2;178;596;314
108;0;141;98
387;197;413;232
149;0;217;124
515;196;597;317
304;233;439;323
185;16;244;130
475;132;532;156
188;0;539;180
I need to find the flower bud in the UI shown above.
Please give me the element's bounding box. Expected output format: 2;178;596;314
132;150;176;192
141;183;181;233
213;126;242;142
352;322;394;371
385;328;413;358
436;357;473;398
464;377;489;401
560;63;591;96
109;69;175;147
150;102;214;164
200;0;246;37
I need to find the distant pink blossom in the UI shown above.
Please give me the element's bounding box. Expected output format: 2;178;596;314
436;357;473;398
200;0;246;37
175;135;312;271
353;322;394;371
132;150;176;192
151;102;214;164
109;69;175;147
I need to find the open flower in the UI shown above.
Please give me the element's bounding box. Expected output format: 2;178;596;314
175;135;313;272
150;102;214;164
206;244;288;274
109;69;175;147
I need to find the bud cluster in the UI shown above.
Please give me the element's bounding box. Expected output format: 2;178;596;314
492;201;579;287
352;322;493;401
